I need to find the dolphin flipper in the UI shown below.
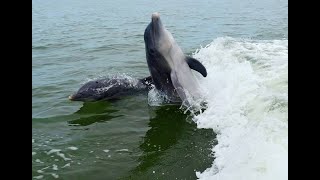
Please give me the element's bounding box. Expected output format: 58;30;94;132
186;57;207;77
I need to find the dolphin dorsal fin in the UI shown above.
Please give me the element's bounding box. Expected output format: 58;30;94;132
185;56;207;77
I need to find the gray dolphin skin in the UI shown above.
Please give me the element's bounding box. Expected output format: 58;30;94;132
69;76;153;101
144;12;207;104
69;12;206;104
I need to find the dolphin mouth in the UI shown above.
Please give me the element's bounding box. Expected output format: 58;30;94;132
151;12;162;46
68;94;75;101
152;12;160;21
151;12;161;26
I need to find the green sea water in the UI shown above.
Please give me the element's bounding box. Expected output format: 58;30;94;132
32;0;288;179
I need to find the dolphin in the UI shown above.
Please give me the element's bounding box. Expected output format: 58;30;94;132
69;76;153;101
144;12;207;105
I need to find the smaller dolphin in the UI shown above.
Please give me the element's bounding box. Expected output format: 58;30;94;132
69;76;153;102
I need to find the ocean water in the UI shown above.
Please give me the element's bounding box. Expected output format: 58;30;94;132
32;0;288;179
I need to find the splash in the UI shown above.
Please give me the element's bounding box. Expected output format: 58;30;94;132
190;37;288;180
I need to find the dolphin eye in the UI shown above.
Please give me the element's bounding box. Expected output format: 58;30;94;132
150;49;155;55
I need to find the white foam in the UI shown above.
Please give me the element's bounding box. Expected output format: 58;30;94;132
116;149;129;152
103;149;110;153
84;74;140;90
67;146;78;150
52;164;58;171
62;163;71;168
41;166;50;170
46;149;71;161
147;88;167;106
33;175;43;179
32;152;37;156
191;37;287;180
51;173;59;179
96;85;115;94
37;170;44;174
148;87;182;106
35;159;44;163
57;152;71;161
46;149;61;155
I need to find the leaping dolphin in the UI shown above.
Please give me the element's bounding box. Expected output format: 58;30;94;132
69;12;207;105
144;12;207;105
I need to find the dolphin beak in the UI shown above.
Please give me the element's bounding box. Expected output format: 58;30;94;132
152;12;160;22
68;94;74;101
